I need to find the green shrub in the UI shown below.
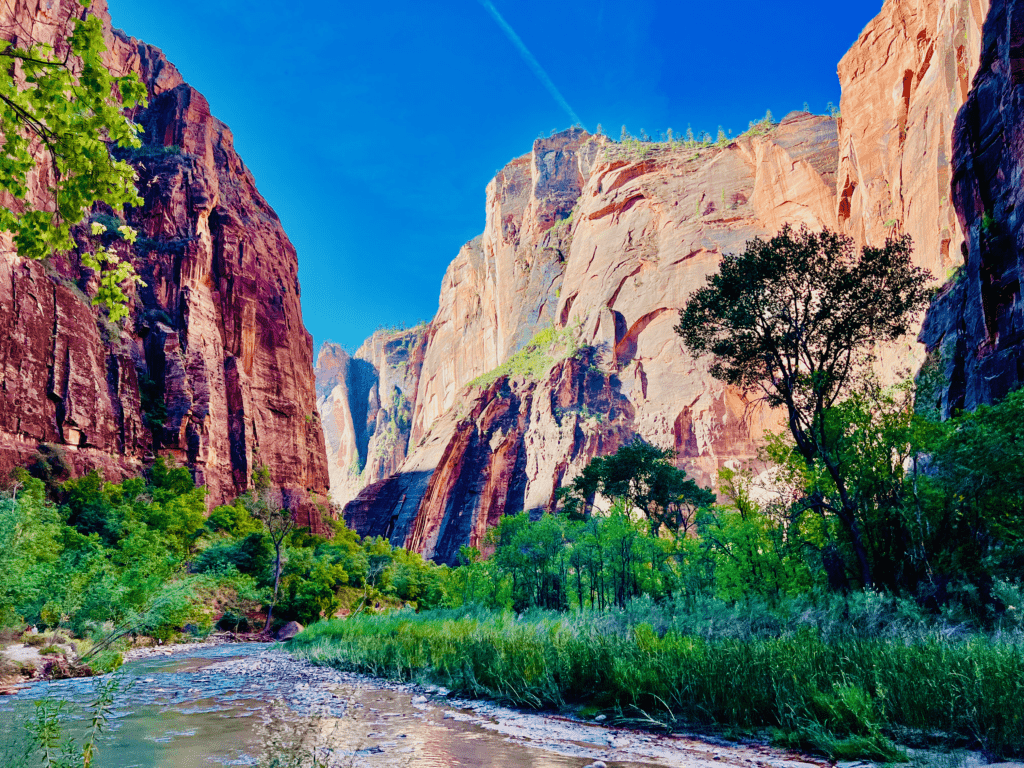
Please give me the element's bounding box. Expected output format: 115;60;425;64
468;324;585;390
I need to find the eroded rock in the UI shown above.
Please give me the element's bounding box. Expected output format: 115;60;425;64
0;0;330;527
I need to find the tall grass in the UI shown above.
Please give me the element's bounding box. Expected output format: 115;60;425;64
291;602;1024;760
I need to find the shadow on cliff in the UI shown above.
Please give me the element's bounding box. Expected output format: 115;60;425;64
343;470;436;543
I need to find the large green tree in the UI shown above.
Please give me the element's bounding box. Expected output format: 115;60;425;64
557;440;715;536
676;225;931;588
0;0;147;320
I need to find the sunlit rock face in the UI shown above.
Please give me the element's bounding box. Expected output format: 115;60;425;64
334;115;843;563
321;0;1000;561
317;328;427;509
921;0;1024;415
834;0;991;379
836;0;989;277
338;0;1005;565
0;0;330;529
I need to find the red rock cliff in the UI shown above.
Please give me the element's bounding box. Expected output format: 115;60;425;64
0;0;330;526
920;0;1024;414
331;0;1002;563
317;328;426;507
837;0;989;274
338;116;840;564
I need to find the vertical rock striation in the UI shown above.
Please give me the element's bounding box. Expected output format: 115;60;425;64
317;327;426;508
920;0;1024;415
836;0;989;277
0;0;329;526
333;115;841;563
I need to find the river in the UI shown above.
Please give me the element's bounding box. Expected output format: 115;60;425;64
0;643;827;768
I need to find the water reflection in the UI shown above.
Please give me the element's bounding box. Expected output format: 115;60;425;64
0;645;656;768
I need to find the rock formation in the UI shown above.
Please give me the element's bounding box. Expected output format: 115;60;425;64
836;0;989;278
836;0;991;378
920;0;1024;415
330;116;841;563
330;0;1005;563
317;327;426;508
0;0;330;527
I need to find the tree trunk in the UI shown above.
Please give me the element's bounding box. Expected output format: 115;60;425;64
264;545;282;633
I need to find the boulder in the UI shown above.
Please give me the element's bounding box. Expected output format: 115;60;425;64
274;621;303;641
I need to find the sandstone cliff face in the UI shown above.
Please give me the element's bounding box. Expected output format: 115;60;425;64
331;0;1003;563
0;0;329;525
837;0;989;276
317;328;426;508
920;0;1024;415
410;130;601;442
337;115;840;563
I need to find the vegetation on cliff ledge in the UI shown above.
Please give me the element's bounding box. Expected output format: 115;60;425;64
467;322;586;390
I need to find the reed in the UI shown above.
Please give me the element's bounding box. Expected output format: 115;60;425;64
291;607;1024;760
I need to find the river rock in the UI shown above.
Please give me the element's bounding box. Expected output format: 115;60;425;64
274;621;303;641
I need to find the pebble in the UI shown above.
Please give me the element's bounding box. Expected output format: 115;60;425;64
594;714;607;722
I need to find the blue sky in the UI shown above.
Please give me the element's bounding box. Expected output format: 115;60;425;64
106;0;883;353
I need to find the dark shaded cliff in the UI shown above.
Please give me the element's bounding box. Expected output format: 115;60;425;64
0;0;330;527
921;0;1024;416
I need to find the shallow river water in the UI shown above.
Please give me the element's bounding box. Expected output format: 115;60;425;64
0;644;826;768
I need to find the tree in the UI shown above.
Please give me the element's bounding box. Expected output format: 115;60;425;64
676;225;931;587
0;1;147;320
924;388;1024;590
557;440;715;536
244;468;295;633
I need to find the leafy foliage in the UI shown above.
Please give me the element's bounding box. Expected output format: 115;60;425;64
0;1;147;318
556;440;715;535
677;225;931;587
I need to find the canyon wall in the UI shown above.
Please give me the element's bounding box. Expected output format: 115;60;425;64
837;0;990;277
836;0;991;378
327;0;1008;563
0;0;330;526
330;115;841;563
920;0;1024;415
316;327;426;508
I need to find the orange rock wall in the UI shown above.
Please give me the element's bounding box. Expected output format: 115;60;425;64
837;0;989;275
337;116;843;563
331;0;1000;562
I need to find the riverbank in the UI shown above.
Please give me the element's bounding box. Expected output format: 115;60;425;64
210;647;832;768
0;628;276;694
289;609;1024;762
0;641;833;768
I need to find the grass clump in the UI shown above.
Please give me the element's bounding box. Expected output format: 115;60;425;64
292;605;1024;759
468;324;584;390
